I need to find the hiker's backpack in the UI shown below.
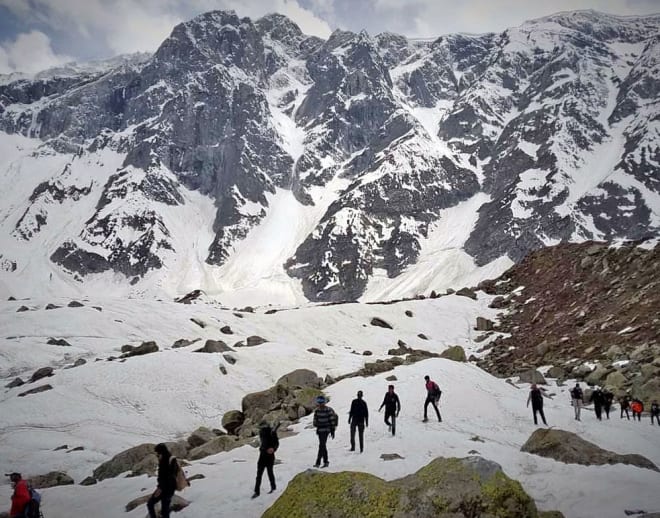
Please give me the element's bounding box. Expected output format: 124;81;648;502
571;387;583;400
171;457;190;492
432;383;442;402
25;486;42;518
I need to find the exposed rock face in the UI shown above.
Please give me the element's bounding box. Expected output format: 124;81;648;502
478;243;660;403
120;341;159;358
440;345;466;362
1;12;657;303
521;429;658;471
263;456;563;517
195;339;233;353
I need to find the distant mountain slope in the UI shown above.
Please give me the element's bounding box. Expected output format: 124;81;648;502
0;10;658;303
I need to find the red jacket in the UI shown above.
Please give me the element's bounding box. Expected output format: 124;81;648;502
10;479;30;517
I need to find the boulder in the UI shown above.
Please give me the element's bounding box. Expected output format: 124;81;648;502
440;346;466;362
172;338;197;348
475;317;494;331
370;317;393;329
223;353;237;365
521;429;658;471
174;289;202;304
455;287;477;300
241;385;289;422
190;318;206;328
246;335;267;346
80;477;97;486
195;339;232;353
418;333;428;340
5;377;24;388
46;338;71;346
45;303;61;310
30;471;74;489
277;369;321;389
220;326;233;334
585;364;612;386
187;427;219;448
405;310;413;317
17;305;29;312
120;341;158;358
221;410;245;435
546;366;566;379
189;436;243;460
517;369;547;385
30;367;54;382
67;300;84;307
604;370;627;392
91;442;191;481
307;347;323;355
264;456;560;518
489;296;508;308
18;385;53;397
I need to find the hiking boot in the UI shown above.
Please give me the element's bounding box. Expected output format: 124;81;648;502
322;462;329;468
349;447;355;451
269;487;276;494
422;418;429;423
251;492;259;499
313;462;320;468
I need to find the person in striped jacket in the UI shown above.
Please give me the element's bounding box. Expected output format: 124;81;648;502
313;395;338;468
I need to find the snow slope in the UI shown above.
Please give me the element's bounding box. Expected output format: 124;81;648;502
0;294;658;518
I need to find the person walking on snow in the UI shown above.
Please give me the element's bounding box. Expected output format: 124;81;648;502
148;443;178;518
378;385;401;436
313;395;338;468
423;375;442;423
348;390;368;452
570;383;584;421
7;473;30;518
651;401;659;426
252;421;279;498
602;388;614;419
527;384;550;425
590;387;604;421
619;394;631;419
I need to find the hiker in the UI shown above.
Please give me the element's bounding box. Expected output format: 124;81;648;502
602;389;614;419
7;473;30;518
378;385;401;436
423;375;442;423
252;421;279;498
313;395;338;468
570;383;583;421
651;401;659;426
631;399;643;421
590;387;604;421
348;390;369;452
619;394;631;419
147;443;178;518
526;384;549;425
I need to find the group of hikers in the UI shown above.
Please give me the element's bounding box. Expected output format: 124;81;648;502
527;381;660;426
9;372;658;516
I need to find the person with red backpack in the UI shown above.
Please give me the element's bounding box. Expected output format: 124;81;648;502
423;375;442;423
631;399;644;421
7;473;30;518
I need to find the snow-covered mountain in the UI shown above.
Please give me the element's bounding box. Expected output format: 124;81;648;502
0;9;658;304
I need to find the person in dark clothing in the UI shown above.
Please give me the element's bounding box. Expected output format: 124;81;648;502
313;395;338;468
590;388;604;421
148;443;178;518
619;395;631;419
423;375;442;423
526;384;549;425
348;390;369;452
378;385;401;435
602;389;614;419
571;383;583;421
252;421;279;498
651;401;659;426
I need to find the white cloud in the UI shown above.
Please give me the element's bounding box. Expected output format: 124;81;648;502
0;31;71;74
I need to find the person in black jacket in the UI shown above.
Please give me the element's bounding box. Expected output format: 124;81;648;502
252;421;279;498
378;385;401;436
602;389;614;419
526;384;549;425
348;390;369;452
590;387;605;421
148;443;178;518
313;395;338;468
651;400;659;426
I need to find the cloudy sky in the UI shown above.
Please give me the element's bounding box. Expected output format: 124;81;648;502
0;0;658;74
